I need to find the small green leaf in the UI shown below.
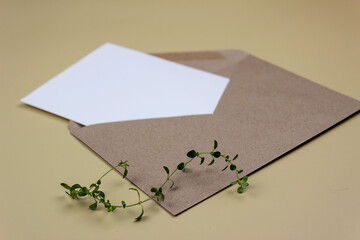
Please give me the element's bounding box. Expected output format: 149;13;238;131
200;157;205;165
160;193;165;201
241;182;249;187
135;205;144;221
230;164;237;171
120;160;128;166
82;187;89;194
242;176;248;182
222;165;228;171
78;189;87;196
156;192;165;201
163;166;169;175
89;183;97;189
187;150;198;158
89;202;97;210
233;154;239;160
213;151;221;158
151;187;157;193
60;183;70;190
214;140;218;150
177;162;185;170
97;191;105;198
70;191;78;199
169;179;175;188
237;169;243;174
108;206;116;212
208;158;215;166
237;186;244;194
123;168;128;178
230;180;238;185
70;184;82;191
121;201;126;208
97;180;101;185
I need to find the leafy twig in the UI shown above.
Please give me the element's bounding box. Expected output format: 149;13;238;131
61;140;249;221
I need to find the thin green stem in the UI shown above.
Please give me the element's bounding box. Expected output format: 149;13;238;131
185;157;195;165
114;196;156;208
98;164;120;182
198;152;212;155
168;168;178;179
235;168;240;182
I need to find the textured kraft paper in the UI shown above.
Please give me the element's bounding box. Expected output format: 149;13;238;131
69;50;360;216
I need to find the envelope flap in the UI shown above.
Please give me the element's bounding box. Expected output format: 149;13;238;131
152;49;249;78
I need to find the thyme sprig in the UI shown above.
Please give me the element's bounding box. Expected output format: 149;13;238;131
61;140;248;221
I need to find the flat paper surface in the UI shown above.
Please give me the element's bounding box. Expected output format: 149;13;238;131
21;43;229;126
70;50;360;215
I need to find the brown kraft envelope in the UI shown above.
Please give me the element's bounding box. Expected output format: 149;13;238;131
69;50;360;216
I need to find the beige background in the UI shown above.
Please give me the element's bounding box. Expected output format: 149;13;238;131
1;0;359;239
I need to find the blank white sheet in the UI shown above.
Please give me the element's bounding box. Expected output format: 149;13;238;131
21;43;229;126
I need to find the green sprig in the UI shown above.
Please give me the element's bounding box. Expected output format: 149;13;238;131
61;140;248;221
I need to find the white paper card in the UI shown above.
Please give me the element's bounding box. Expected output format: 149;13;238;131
21;43;229;126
